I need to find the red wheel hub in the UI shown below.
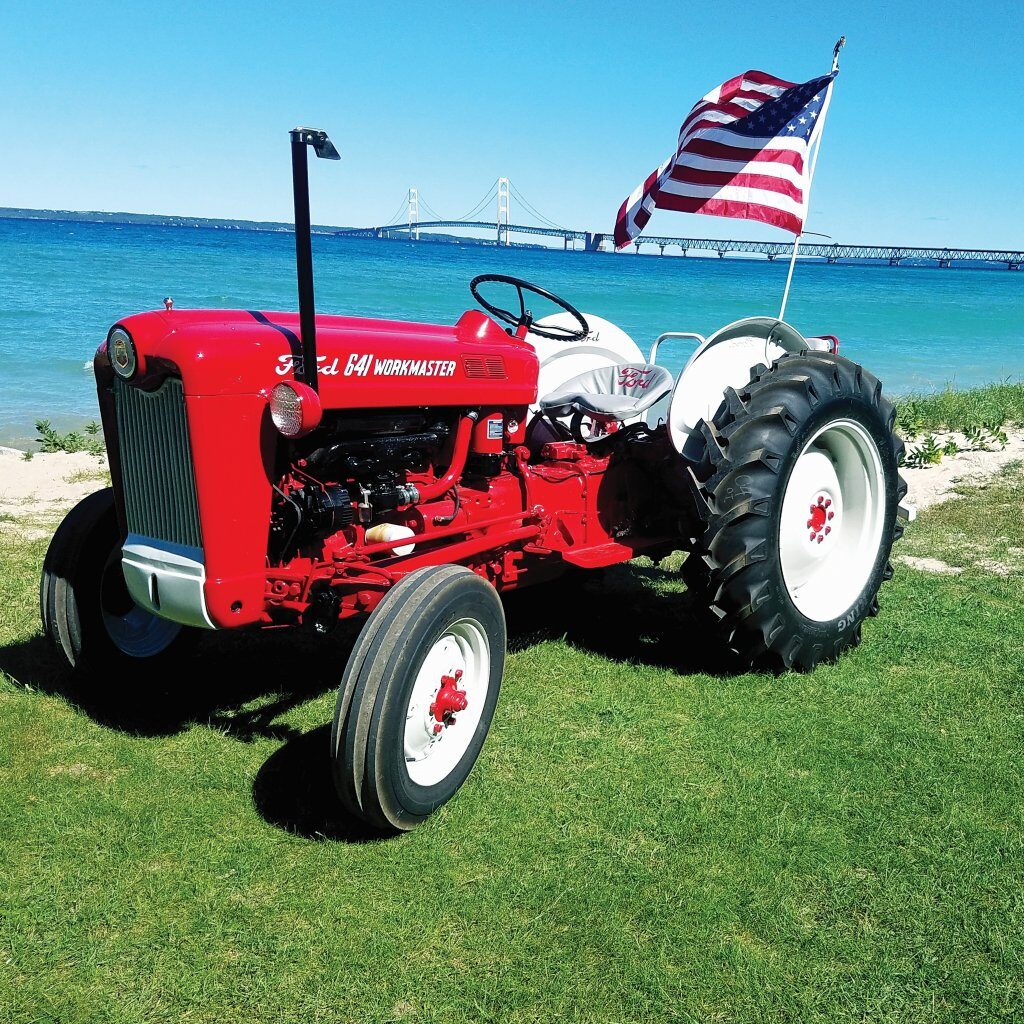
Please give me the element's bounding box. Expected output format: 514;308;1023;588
806;495;835;543
429;670;468;734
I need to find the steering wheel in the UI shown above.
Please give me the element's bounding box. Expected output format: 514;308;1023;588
469;274;590;342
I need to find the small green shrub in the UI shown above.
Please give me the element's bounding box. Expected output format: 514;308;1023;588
895;399;926;440
962;424;1006;452
33;419;105;456
904;434;944;468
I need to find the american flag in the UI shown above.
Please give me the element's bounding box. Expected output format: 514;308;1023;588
614;69;836;248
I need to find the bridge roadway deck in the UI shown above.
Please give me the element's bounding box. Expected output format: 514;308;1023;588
335;221;1022;267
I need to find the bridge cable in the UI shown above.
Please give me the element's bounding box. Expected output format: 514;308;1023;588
447;179;501;223
381;195;411;228
507;181;567;231
417;196;448;221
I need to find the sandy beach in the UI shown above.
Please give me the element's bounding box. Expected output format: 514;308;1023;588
0;447;110;537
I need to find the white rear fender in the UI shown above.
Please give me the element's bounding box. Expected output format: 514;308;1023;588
665;316;815;459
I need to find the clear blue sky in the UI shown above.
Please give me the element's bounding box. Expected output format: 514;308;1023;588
1;1;1021;248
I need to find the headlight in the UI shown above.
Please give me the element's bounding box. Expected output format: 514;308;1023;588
108;328;137;379
270;381;322;437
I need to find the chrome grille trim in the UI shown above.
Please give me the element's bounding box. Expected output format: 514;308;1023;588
114;377;203;550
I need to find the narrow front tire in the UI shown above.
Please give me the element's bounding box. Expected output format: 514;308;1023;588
331;565;506;832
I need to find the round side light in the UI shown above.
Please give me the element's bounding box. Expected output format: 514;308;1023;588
270;381;322;437
108;328;138;379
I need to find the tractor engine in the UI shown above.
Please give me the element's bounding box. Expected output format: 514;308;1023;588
268;410;455;559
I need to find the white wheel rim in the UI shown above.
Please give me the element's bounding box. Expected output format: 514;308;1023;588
100;554;181;658
779;418;886;623
404;618;490;787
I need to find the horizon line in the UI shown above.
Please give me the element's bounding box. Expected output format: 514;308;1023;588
0;206;1020;258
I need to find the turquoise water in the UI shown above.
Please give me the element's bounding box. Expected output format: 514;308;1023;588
1;217;1022;445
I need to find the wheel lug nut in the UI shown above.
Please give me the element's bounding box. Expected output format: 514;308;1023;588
824;498;831;508
827;511;834;520
807;518;814;527
817;535;824;544
825;526;831;535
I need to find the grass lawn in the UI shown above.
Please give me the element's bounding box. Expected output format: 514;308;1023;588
1;468;1022;1023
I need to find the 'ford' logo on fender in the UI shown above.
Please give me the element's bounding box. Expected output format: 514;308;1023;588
275;355;341;376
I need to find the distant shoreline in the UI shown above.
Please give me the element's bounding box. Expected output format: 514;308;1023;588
0;208;533;249
0;206;341;235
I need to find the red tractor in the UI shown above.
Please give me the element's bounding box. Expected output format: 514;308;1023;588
41;129;909;832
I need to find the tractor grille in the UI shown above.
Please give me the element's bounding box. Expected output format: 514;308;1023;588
114;376;202;550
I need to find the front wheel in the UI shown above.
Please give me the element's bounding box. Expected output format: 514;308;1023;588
40;488;190;676
684;352;907;672
331;565;506;832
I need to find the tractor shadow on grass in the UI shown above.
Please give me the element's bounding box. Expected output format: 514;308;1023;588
503;560;740;678
0;624;362;741
252;724;385;843
2;558;736;842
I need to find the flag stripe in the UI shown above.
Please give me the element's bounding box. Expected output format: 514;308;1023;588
671;151;805;185
742;69;797;89
657;180;806;217
686;125;811;152
683;138;805;170
667;166;804;202
654;193;803;234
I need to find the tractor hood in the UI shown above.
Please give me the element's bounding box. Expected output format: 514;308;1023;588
95;307;539;407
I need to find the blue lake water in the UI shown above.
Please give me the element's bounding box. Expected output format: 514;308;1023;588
0;217;1021;445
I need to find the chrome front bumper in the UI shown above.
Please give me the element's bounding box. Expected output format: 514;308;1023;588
120;534;216;629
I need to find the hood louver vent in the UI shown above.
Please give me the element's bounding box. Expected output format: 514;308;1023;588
462;356;506;379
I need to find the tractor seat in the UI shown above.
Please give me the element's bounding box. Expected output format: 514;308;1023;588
539;363;673;422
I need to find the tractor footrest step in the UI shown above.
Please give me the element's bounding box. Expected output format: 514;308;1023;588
563;540;643;569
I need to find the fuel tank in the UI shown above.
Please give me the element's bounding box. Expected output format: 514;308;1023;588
106;307;539;407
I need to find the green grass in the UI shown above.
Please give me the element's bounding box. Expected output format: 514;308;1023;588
63;466;113;487
895;381;1024;437
899;461;1024;575
2;472;1023;1023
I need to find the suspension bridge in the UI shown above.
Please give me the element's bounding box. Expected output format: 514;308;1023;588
335;177;1023;269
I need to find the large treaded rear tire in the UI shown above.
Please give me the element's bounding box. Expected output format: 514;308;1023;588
683;352;907;672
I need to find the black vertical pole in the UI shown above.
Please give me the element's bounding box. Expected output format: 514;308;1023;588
290;131;318;391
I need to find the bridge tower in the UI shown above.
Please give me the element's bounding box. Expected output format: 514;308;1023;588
407;188;419;241
497;177;510;246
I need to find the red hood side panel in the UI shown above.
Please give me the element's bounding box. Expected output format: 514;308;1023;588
106;308;539;407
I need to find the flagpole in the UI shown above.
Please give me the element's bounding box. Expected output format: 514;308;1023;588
778;36;844;321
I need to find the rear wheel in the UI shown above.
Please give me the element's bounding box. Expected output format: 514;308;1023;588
683;352;907;671
40;488;190;676
331;565;506;832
